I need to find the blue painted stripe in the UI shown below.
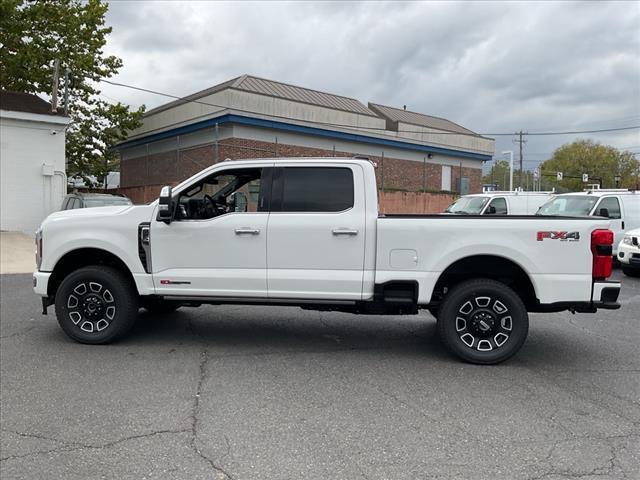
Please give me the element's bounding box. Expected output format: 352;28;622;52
115;113;491;161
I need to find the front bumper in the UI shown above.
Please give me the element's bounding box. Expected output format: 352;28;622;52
618;243;640;267
33;271;51;296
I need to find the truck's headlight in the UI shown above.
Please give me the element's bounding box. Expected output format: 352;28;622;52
622;235;633;246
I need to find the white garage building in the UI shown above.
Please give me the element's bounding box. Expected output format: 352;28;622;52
1;91;68;234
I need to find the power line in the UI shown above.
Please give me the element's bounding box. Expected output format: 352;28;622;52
100;79;640;137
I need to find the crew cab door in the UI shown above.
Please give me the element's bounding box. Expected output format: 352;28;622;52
149;166;271;297
267;164;366;300
593;196;623;247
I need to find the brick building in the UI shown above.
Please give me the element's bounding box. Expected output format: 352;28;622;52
115;75;494;203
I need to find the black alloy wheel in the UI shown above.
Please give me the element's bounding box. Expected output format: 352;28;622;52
55;266;138;344
437;279;529;364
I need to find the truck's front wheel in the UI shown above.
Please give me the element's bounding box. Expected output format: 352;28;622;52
55;266;138;344
437;279;528;364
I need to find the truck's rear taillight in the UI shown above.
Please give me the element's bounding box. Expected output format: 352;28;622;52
591;229;613;280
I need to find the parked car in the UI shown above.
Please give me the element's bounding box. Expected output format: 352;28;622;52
536;188;640;254
617;227;640;277
445;191;555;215
34;158;619;364
61;192;132;210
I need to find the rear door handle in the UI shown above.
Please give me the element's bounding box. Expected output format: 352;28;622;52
332;228;359;236
235;228;260;235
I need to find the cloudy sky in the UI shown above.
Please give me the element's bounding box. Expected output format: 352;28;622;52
101;1;640;170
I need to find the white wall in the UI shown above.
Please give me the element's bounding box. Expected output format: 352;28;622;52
0;110;68;233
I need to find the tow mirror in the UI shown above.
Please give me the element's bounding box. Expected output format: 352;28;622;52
157;185;174;223
598;207;610;218
485;205;497;215
229;192;248;212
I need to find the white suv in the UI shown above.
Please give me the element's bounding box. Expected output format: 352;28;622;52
618;228;640;277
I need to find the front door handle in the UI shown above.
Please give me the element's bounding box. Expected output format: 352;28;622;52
332;228;359;236
235;228;260;235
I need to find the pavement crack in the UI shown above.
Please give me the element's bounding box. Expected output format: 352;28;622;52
0;428;190;462
189;349;236;480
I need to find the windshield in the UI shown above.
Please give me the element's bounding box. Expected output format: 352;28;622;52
536;196;598;216
84;197;132;207
445;196;490;214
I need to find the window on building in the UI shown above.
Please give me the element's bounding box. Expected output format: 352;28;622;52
278;167;354;212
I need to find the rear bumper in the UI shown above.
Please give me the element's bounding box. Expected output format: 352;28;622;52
532;280;620;313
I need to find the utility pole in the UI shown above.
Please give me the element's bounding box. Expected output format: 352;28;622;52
63;69;70;115
51;59;60;112
513;131;527;189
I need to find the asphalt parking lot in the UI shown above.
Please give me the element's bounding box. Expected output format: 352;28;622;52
1;271;638;480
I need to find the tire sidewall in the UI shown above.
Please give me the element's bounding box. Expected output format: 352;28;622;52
438;280;529;364
55;266;137;344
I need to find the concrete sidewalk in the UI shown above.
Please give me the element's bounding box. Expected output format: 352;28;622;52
0;232;35;274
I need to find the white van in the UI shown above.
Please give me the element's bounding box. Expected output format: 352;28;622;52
445;191;556;215
537;188;640;254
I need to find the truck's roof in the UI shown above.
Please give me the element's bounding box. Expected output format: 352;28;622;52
556;190;639;197
464;191;554;198
219;157;375;166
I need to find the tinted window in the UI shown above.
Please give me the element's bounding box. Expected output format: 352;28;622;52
71;198;81;209
488;197;507;214
279;167;354;212
595;197;621;219
61;198;70;210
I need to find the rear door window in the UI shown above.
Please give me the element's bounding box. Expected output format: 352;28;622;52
274;167;354;212
487;197;507;214
594;197;621;219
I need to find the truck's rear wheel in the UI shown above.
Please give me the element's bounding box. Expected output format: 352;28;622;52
55;266;138;344
437;279;528;364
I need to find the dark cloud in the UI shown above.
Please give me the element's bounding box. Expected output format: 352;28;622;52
102;1;640;165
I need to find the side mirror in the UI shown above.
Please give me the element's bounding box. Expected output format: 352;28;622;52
157;186;174;223
598;207;610;218
485;205;497;215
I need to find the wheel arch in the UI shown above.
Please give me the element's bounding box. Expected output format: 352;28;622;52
48;248;136;298
430;254;538;309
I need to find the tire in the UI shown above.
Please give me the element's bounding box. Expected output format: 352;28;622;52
622;265;640;277
427;307;440;320
437;279;529;364
54;266;138;344
141;298;181;314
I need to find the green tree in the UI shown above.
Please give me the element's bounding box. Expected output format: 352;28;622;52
0;0;144;187
538;140;639;192
482;160;536;191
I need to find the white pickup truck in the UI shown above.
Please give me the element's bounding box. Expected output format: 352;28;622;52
34;158;621;364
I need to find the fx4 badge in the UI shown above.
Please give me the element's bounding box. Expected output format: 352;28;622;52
537;231;580;242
